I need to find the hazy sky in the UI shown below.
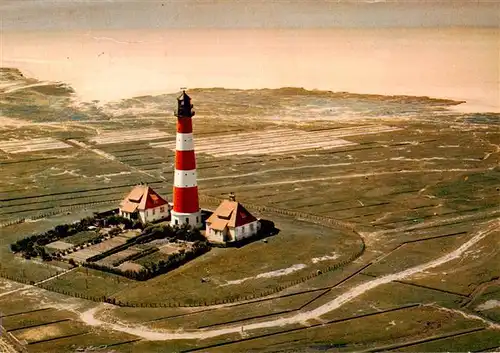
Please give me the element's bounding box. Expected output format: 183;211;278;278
1;0;499;31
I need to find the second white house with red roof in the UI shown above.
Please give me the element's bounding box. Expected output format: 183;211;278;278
205;194;260;244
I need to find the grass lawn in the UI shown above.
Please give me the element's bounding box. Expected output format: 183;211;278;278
102;290;320;331
10;320;86;345
0;277;27;295
62;230;100;245
113;214;362;306
0;210;110;284
2;308;73;331
363;232;470;277
319;279;466;322
469;284;500;323
28;327;140;353
134;250;170;266
397;329;500;352
150;290;321;330
39;267;135;299
207;305;482;352
408;231;500;296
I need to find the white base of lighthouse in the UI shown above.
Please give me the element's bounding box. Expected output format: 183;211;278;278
170;210;202;229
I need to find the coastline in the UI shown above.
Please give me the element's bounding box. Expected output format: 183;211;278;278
2;27;498;112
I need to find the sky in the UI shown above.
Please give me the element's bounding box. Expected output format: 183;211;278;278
1;0;499;31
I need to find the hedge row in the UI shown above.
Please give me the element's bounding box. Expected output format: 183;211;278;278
115;240;366;308
83;241;210;281
1;234;364;308
10;217;101;257
0;269;67;286
86;242;132;263
112;247;159;267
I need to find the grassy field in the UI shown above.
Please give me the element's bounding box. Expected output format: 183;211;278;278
201;305;484;352
113;214;362;305
38;267;135;299
407;230;500;296
61;231;101;245
0;76;499;352
134;250;170;266
397;329;500;352
363;232;471;277
469;284;500;323
104;289;321;330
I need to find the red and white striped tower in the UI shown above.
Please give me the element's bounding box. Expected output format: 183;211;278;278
171;90;202;228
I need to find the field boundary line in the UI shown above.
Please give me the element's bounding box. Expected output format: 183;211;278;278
362;327;486;352
0;181;164;202
144;262;375;324
194;262;375;329
7;319;71;332
401;231;468;244
27;331;89;346
0;199;122;228
475;346;500;352
360;273;469;298
181;304;420;353
0;308;52;319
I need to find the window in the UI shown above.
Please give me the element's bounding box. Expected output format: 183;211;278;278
160;207;165;213
186;217;189;224
196;216;199;223
175;219;179;225
152;208;156;215
250;223;254;232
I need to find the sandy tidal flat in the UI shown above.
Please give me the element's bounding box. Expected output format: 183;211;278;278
2;28;498;113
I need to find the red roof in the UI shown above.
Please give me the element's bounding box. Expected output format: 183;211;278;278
120;185;168;212
206;200;257;229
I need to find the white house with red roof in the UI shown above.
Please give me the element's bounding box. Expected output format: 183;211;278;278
119;184;170;223
205;194;260;243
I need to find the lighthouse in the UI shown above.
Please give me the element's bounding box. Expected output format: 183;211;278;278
171;90;202;228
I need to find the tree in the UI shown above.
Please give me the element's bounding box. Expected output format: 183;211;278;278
55;224;70;236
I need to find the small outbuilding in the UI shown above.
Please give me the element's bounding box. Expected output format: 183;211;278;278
205;194;260;244
119;184;169;223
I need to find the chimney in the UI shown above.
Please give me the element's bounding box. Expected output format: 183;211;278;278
229;192;236;201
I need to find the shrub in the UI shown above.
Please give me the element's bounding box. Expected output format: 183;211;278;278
108;227;122;236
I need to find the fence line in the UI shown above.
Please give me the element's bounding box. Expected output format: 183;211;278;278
1;194;365;308
0;199;121;228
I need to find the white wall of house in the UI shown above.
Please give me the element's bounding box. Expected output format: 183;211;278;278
138;205;169;224
205;227;227;243
118;209;135;220
234;220;260;241
206;220;260;243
